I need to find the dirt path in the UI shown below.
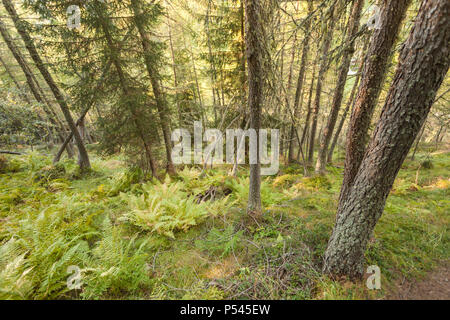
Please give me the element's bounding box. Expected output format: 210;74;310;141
387;263;450;300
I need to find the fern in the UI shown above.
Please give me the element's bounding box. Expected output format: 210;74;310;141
121;180;233;238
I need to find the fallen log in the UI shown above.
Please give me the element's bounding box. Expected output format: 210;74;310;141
0;150;23;155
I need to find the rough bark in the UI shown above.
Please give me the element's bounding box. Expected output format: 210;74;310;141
315;0;364;173
323;0;450;279
245;0;264;216
2;0;90;168
340;0;412;202
130;0;175;175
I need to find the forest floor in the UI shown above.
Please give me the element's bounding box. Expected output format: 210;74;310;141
0;143;448;300
387;262;449;300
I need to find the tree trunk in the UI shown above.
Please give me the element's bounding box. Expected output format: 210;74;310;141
245;0;264;216
300;61;317;157
167;15;183;127
0;150;23;155
0;54;31;104
410;122;426;161
315;0;364;174
2;0;90;169
323;0;449;280
339;0;411;202
96;7;159;179
288;0;314;163
130;0;175;175
308;3;337;165
327;36;369;164
0;18;76;158
53;58;112;163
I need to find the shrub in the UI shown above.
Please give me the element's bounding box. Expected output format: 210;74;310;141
120;179;233;238
421;160;433;169
0;155;21;174
34;163;66;182
108;166;144;196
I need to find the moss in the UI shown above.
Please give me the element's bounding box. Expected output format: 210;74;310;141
300;175;332;191
272;174;302;188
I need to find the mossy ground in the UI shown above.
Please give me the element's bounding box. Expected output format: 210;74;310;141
0;146;448;300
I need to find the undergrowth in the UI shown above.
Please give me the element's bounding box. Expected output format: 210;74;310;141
0;148;448;300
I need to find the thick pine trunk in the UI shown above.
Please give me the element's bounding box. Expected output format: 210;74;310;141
339;0;411;202
323;0;449;279
245;0;263;216
2;0;90;169
315;0;364;174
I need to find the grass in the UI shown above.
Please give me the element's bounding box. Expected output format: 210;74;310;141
0;147;448;300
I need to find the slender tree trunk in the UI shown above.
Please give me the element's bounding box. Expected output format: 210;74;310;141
315;0;364;174
167;15;182;127
323;0;449;279
327;36;369;164
53;58;113;163
410;122;426;161
185;37;205;124
0;55;31;104
434;124;444;144
327;76;358;164
205;0;218;124
130;0;175;175
2;0;90;169
0;16;75;159
308;3;337;165
245;0;264;216
96;6;159;179
340;0;412;203
300;61;317;162
289;0;313;163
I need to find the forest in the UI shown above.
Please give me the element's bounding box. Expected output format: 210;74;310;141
0;0;448;301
